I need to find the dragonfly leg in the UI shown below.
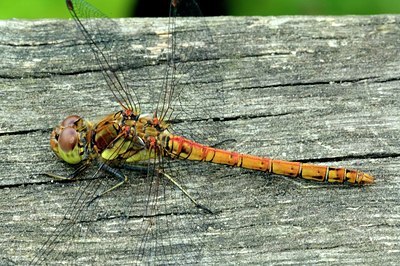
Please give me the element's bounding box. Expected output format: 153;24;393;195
160;171;213;214
121;164;148;174
43;161;89;181
88;163;128;204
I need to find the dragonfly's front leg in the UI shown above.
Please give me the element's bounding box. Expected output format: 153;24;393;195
44;160;90;181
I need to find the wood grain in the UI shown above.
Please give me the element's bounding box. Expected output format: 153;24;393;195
0;15;399;265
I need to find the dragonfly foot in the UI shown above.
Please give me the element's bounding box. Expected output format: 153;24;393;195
88;195;100;206
42;172;77;182
196;203;214;214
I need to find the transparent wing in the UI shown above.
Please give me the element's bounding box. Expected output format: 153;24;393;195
32;0;230;264
155;0;227;141
66;0;142;112
132;0;229;262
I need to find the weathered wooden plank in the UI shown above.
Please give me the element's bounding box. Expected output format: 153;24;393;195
0;15;399;265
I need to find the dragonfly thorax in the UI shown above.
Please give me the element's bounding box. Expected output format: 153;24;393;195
50;111;171;165
135;114;169;138
91;111;170;163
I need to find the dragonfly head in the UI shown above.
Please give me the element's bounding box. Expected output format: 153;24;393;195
50;115;91;164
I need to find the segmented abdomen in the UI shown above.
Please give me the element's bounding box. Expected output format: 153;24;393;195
163;135;374;184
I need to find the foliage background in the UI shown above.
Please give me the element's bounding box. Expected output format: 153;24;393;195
1;0;400;19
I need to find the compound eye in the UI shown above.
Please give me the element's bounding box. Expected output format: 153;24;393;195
58;127;79;153
61;115;81;127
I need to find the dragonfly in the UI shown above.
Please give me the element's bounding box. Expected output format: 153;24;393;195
31;0;374;264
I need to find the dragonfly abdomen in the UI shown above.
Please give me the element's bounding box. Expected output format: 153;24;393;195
164;135;374;184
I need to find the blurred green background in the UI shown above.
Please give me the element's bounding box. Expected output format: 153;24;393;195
1;0;400;19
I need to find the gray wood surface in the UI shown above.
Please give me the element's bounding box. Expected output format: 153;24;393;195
0;15;399;265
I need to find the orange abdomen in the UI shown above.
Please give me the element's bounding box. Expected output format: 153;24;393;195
163;135;374;184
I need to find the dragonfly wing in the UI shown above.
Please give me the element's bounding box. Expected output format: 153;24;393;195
66;0;142;112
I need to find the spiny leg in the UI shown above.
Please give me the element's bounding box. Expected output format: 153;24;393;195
43;161;90;181
92;162;157;200
88;163;128;204
87;130;148;202
159;170;213;214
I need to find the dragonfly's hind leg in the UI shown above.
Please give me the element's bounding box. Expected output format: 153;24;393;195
89;163;128;202
160;171;214;214
89;164;147;204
